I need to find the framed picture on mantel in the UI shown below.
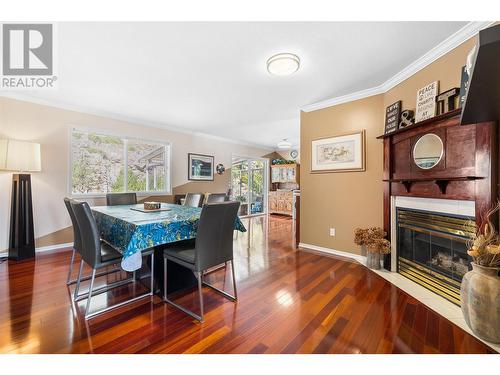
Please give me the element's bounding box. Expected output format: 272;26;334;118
311;130;365;173
384;100;401;134
415;81;439;122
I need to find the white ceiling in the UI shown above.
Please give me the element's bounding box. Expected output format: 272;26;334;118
3;22;468;149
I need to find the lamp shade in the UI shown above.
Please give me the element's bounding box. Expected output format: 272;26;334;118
0;139;41;172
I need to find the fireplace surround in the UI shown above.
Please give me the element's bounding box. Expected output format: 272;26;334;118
380;108;497;304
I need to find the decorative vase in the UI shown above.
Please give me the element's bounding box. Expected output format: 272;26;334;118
360;245;367;256
460;263;500;343
366;252;381;270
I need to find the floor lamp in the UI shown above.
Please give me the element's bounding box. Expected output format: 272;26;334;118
0;139;41;261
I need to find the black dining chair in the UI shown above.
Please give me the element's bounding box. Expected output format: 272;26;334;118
206;193;228;204
64;198;83;285
163;201;240;322
183;193;204;208
70;200;155;320
106;192;137;206
64;198;121;286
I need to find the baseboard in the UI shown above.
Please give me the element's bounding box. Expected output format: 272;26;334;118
36;242;73;253
298;242;367;265
0;242;73;257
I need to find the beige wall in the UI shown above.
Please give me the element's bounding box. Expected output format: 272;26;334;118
383;38;476;115
300;95;384;254
300;36;478;255
0;97;270;251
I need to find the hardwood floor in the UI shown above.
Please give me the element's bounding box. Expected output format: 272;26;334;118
0;215;495;354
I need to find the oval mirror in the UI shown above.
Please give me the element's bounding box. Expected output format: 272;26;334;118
413;133;444;170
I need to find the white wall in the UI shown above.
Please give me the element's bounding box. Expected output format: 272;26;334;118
0;97;270;250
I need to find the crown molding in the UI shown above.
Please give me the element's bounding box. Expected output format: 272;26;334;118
301;21;495;113
300;85;385;112
0;93;274;152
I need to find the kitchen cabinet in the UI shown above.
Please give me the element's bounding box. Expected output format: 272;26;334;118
268;190;294;216
270;164;299;184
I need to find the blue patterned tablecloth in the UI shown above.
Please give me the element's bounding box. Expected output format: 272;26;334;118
91;203;246;271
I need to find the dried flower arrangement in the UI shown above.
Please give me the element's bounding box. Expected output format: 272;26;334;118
466;202;500;268
354;227;391;254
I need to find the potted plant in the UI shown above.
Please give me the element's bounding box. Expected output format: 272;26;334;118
354;227;391;270
461;203;500;343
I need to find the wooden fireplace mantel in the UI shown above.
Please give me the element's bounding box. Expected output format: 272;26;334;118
383;176;485;194
381;110;498;269
377;108;462;139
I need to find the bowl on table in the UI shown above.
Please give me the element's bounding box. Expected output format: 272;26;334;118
143;202;161;210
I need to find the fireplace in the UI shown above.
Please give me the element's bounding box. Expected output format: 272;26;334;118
396;208;475;306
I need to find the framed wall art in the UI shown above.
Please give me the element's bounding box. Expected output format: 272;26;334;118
384;100;401;134
311;130;366;173
415;81;439;122
188;153;214;181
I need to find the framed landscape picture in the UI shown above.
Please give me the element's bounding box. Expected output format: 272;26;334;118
311;130;365;173
188;153;214;181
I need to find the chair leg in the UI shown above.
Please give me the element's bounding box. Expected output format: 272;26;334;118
197;271;204;322
163;258;204;322
75;253;154;320
150;252;155;295
69;266;122;287
74;260;84;301
66;248;76;285
202;261;237;302
84;269;97;318
163;257;168;301
231;260;238;301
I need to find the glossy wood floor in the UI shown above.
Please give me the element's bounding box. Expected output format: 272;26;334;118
0;215;495;354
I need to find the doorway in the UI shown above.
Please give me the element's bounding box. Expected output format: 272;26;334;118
230;156;268;217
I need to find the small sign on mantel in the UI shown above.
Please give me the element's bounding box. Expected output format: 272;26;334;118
384;100;401;134
415;81;439;123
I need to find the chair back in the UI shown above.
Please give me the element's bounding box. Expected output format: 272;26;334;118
64;198;82;252
195;201;240;271
70;200;101;268
106;192;137;206
206;193;228;204
184;193;204;208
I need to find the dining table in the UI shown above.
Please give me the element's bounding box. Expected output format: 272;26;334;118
91;202;246;294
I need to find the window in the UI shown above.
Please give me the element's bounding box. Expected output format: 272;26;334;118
70;129;170;196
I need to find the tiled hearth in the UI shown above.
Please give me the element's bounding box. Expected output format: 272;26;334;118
369;267;500;353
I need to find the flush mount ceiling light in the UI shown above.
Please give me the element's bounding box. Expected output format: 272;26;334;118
266;53;300;76
277;139;292;149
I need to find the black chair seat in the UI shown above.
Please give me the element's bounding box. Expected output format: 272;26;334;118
164;242;196;270
100;242;123;264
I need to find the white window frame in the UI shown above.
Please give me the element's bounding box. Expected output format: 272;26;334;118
68;126;172;198
231;154;269;217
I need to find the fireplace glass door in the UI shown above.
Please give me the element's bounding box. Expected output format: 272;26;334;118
397;208;475;306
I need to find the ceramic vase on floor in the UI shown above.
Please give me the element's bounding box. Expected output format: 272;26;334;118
460;263;500;343
366;252;381;270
